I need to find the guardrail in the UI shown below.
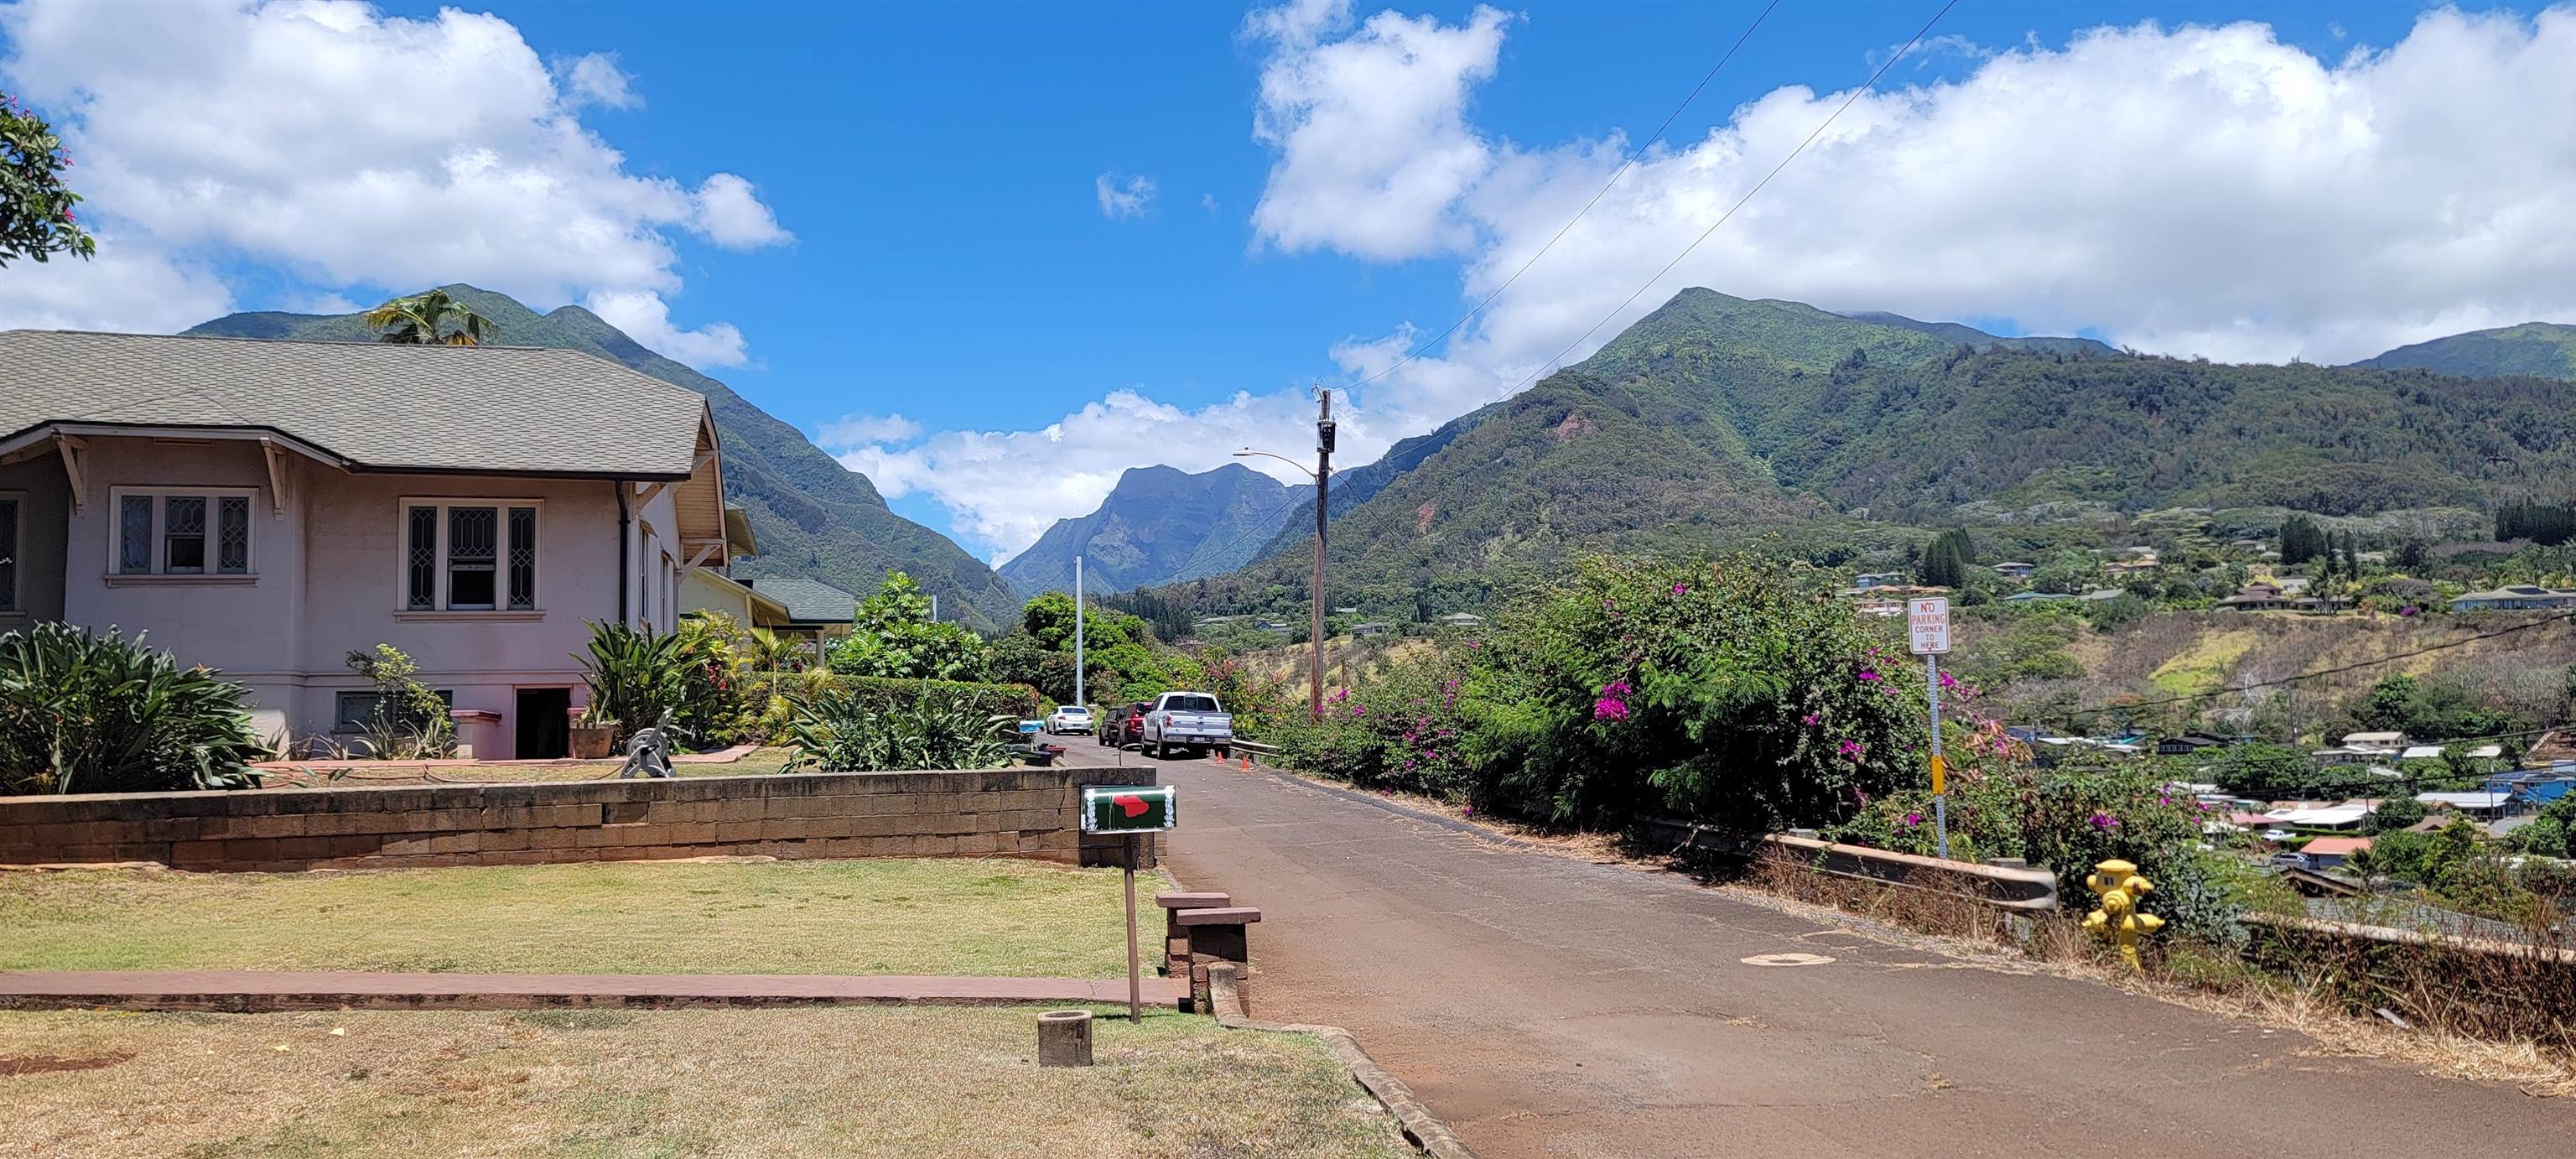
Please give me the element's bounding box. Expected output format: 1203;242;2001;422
1634;817;2060;911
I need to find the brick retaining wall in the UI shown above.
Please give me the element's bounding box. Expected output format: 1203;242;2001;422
0;766;1157;872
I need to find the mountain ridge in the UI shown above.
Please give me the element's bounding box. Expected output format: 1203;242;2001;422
183;284;1022;631
2353;321;2576;380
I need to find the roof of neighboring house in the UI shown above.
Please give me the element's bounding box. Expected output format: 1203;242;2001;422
0;330;709;479
2417;791;2511;810
2300;836;2373;857
685;569;790;625
742;575;859;625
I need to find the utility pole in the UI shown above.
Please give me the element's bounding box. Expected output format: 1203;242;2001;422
1310;389;1333;721
1074;556;1087;709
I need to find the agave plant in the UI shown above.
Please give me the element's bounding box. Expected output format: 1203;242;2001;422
783;684;1016;772
0;622;262;795
578;621;693;747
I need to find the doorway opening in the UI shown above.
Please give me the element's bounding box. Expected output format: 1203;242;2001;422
515;687;571;760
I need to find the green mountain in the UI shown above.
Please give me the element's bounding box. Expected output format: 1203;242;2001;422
1000;463;1306;596
1176;288;2576;614
2354;322;2576;380
183;284;1021;631
1841;310;2116;357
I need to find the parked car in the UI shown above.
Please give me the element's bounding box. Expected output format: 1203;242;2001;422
2267;851;2312;871
1046;704;1093;735
1142;691;1233;758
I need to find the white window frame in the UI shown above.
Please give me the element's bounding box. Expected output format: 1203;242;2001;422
105;486;257;580
0;490;22;612
397;497;544;615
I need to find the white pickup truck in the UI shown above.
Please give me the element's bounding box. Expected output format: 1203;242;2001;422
1142;691;1233;758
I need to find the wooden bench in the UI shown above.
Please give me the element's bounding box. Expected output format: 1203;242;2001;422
1172;906;1262;965
1156;891;1230;974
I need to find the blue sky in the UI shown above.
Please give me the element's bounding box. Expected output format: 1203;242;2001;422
4;1;2570;560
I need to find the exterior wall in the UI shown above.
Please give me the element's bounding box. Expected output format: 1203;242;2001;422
0;765;1159;872
0;451;70;626
680;567;753;624
34;434;673;758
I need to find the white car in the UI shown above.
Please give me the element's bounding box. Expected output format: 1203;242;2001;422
1046;705;1094;735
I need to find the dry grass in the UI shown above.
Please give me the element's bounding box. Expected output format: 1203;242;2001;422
0;859;1137;977
252;748;800;789
0;1006;1409;1158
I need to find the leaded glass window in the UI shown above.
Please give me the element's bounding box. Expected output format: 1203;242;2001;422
506;507;537;611
163;496;206;574
406;506;437;609
448;506;498;609
119;495;153;574
216;496;251;574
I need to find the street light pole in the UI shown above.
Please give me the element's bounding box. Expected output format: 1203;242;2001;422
1310;390;1332;721
1233;387;1334;721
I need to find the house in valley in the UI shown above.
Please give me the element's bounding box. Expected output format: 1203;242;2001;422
0;330;739;759
738;575;859;644
2449;585;2576;612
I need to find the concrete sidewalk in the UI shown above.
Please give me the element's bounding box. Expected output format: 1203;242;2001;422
1133;743;2572;1159
0;970;1184;1012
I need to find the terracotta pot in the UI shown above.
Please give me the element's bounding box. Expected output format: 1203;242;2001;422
569;723;618;760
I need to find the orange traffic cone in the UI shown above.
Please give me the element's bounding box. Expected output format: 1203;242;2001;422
1238;752;1252;771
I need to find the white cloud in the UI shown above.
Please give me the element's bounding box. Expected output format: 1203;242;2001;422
693;173;792;249
1244;1;1510;259
0;236;232;332
563;51;638;109
1095;171;1157;220
860;4;2576;559
0;0;786;365
584;289;748;369
814;413;923;447
818;388;1328;559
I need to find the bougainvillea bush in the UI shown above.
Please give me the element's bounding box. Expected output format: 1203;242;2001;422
1462;554;1925;831
1272;647;1475;798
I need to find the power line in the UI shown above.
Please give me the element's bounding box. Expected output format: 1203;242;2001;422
2036;610;2576;724
1498;0;1961;400
1346;0;1784;396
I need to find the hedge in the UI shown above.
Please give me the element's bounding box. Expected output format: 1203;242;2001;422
740;672;1044;721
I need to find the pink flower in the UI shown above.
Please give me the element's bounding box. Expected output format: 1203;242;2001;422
1801;713;1820;727
1937;671;1959;690
1592;697;1630;721
1462;804;1474;817
2088;811;2119;830
1857;670;1882;683
1903;812;1924;827
1992;739;2011;756
1351;704;1366;717
1671;583;1688;595
1838;740;1865;761
1600;680;1633;697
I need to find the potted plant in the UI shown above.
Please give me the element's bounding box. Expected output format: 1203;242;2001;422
570;704;619;759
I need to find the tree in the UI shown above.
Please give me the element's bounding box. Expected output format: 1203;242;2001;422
365;288;494;346
2365;794;2426;834
2279;514;2327;564
826;572;988;681
0;91;94;267
1918;528;1974;587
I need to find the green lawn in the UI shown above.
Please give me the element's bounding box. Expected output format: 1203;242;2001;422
0;1006;1409;1158
0;859;1138;977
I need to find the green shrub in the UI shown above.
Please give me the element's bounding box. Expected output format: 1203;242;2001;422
1267;647;1475;799
578;621;693;747
740;671;1041;723
781;686;1016;772
0;623;260;794
343;643;454;759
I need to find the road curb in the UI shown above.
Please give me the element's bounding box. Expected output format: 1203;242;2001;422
1206;961;1475;1159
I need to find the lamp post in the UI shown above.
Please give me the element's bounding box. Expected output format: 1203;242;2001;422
1235;389;1333;720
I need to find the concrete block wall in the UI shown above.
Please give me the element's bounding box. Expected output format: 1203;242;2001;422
0;765;1159;872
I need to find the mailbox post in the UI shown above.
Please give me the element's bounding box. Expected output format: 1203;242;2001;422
1081;785;1176;1022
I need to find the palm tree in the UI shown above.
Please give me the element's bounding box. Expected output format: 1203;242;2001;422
364;288;493;346
744;626;806;674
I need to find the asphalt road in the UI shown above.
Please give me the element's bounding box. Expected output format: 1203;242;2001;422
1076;738;2573;1158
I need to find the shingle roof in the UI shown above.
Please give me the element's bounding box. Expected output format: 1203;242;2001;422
0;330;707;477
744;575;859;624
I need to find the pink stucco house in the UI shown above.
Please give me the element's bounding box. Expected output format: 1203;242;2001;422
0;330;742;759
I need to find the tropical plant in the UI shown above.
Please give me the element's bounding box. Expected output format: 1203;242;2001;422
364;288;494;346
0;623;260;794
578;621;693;746
826;571;989;681
781;687;1016;772
1;91;92;267
342;643;455;759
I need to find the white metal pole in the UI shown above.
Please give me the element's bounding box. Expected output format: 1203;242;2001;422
1928;652;1949;860
1074;557;1086;710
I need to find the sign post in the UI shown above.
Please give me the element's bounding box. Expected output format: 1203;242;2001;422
1080;785;1177;1023
1907;598;1952;860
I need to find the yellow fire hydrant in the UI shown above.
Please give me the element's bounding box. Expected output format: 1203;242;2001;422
2081;859;2164;970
